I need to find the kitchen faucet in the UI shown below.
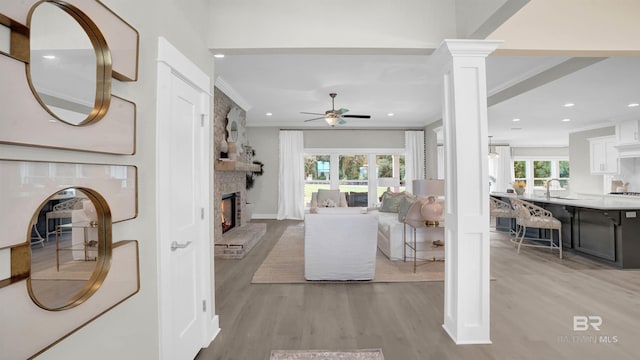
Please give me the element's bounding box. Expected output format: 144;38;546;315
545;178;562;200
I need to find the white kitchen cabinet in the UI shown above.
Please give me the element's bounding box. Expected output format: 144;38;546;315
617;120;640;144
589;136;619;174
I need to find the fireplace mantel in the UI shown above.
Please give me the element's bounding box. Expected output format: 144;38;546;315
215;159;261;172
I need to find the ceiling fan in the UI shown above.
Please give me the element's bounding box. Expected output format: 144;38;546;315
301;93;371;127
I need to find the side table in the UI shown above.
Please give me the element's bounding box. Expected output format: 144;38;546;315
55;221;99;271
403;219;445;272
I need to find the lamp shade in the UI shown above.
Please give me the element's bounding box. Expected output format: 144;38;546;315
412;179;444;197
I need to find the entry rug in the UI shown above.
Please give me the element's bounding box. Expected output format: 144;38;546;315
270;349;384;360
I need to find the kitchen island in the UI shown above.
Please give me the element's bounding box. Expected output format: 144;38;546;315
492;193;640;269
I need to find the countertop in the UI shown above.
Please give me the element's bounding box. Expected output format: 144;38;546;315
491;192;640;210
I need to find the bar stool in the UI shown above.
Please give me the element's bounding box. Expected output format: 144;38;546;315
510;198;563;259
489;196;516;235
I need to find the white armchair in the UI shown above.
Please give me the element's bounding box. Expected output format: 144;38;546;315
304;212;378;280
310;189;348;209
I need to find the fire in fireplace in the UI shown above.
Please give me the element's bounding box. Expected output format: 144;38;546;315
221;193;236;233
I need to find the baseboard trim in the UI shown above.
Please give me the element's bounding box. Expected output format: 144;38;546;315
204;315;220;347
252;213;277;219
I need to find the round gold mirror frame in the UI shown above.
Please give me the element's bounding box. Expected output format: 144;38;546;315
26;0;112;126
27;187;113;311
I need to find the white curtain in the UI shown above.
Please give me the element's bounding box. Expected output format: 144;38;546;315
405;130;425;194
277;131;305;220
488;145;512;193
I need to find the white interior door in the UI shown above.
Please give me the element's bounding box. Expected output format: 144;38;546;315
167;74;203;359
157;37;216;360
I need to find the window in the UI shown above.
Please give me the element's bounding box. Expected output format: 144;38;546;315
338;154;369;205
304;149;405;207
512;158;570;192
559;160;570;187
304;155;331;206
513;160;528;189
376;154;405;201
533;160;551;187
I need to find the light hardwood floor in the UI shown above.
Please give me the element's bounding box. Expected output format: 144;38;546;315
196;220;640;360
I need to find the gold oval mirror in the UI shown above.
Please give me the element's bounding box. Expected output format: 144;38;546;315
27;1;111;125
28;188;112;311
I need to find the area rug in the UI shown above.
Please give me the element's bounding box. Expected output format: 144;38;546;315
251;225;445;283
270;349;384;360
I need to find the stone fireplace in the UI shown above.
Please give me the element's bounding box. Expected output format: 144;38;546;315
213;87;266;259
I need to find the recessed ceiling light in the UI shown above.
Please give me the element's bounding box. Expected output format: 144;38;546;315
265;112;272;116
510;128;522;131
512;118;521;122
562;118;571;122
563;103;575;107
43;55;56;59
628;103;640;108
387;113;395;117
213;54;225;58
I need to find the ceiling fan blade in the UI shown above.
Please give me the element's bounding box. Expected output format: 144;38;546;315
301;112;325;115
338;108;349;114
339;119;347;125
342;114;371;119
304;117;326;122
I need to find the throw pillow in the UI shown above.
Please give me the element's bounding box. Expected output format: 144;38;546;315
379;191;405;213
317;189;341;207
397;196;416;222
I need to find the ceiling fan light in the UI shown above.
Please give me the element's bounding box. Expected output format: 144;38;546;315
325;116;340;127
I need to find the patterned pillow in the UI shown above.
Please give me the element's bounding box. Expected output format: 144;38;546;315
379;191;406;213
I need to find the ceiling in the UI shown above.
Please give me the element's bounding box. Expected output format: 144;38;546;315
214;53;640;147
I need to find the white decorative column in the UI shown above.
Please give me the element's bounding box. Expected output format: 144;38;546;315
432;39;502;344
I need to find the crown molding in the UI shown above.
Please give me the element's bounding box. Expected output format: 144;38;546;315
214;76;252;111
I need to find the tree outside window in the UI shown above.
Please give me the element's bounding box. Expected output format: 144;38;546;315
559;160;570;187
304;155;331;206
513;160;527;188
533;160;551;187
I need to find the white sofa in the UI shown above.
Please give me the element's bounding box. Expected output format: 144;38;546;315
304;210;378;280
374;196;444;261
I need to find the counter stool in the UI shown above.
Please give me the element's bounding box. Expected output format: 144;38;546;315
489;196;516;235
510;198;563;259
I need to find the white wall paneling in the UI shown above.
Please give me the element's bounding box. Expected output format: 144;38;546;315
0;240;139;360
0;160;137;249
